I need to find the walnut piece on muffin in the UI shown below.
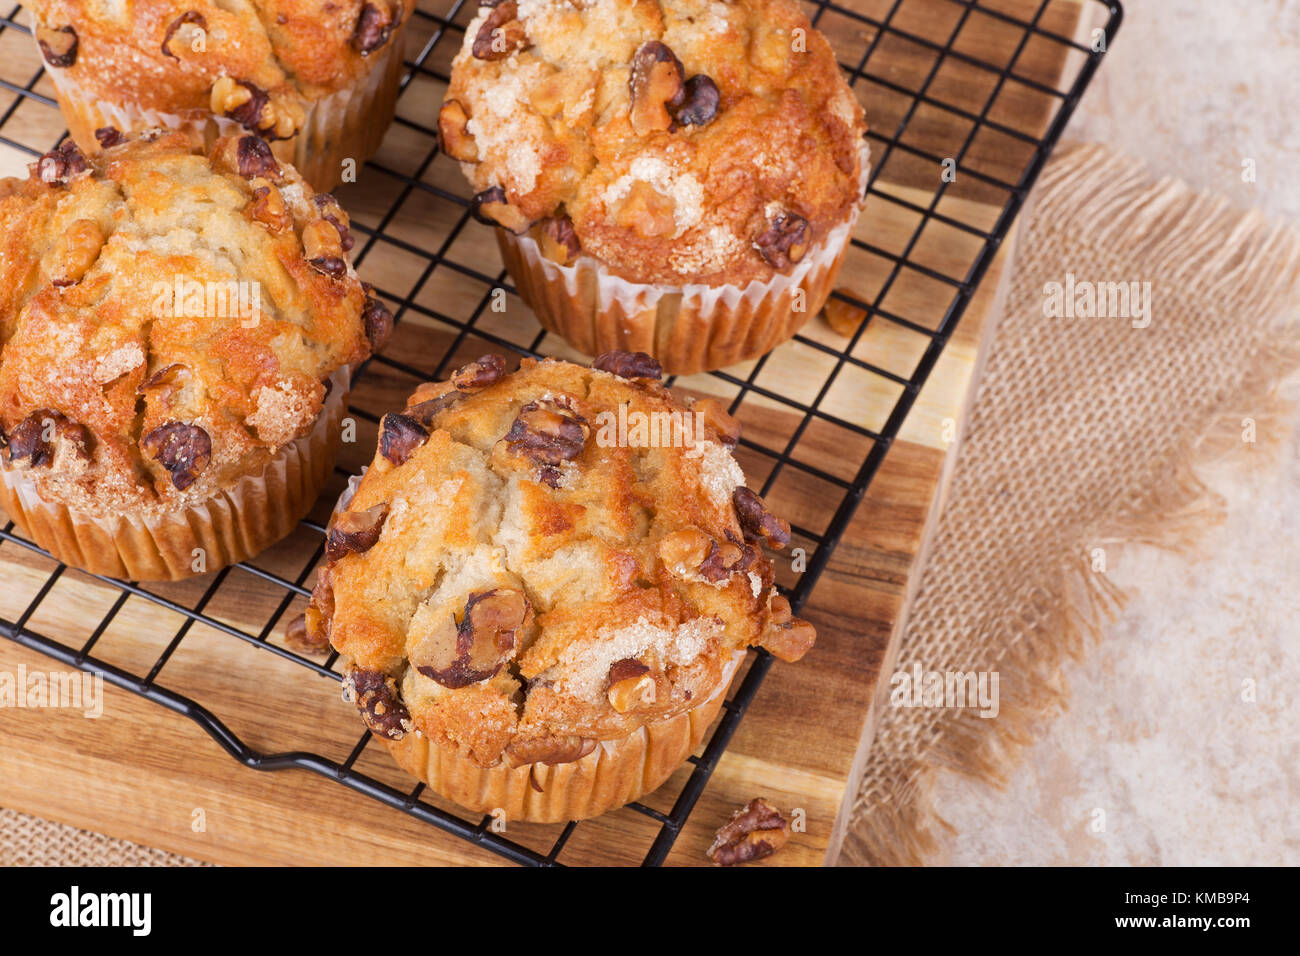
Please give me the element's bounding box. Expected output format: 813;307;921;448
441;0;867;287
311;351;815;771
0;129;387;522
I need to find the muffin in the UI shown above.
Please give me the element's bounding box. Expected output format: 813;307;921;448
31;0;411;190
438;0;868;375
307;350;816;821
0;129;392;581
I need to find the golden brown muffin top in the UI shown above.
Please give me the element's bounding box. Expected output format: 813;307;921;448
32;0;410;140
0;129;389;516
440;0;867;286
312;352;815;768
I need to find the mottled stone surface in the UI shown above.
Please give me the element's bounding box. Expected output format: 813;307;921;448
1068;0;1300;220
934;421;1300;864
930;0;1300;866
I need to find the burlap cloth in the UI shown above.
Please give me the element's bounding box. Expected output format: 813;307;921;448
0;807;208;866
4;144;1298;867
842;142;1300;865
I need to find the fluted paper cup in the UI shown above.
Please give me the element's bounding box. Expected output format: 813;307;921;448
42;33;405;191
499;148;869;375
386;651;745;823
0;368;350;581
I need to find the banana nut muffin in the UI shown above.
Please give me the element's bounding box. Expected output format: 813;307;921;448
439;0;868;373
0;129;392;580
309;350;815;820
31;0;411;189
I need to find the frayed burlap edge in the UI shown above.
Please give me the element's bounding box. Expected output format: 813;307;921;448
841;144;1300;866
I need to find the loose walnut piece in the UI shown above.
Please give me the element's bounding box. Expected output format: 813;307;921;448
161;12;207;60
325;503;389;561
629;41;685;136
351;1;397;55
343;668;411;740
755;212;812;270
437;100;478;163
733;487;791;549
451;354;506;391
36;25;77;68
538;215;581;265
379;412;428;466
44;218;104;288
707;798;791;866
472;2;529;61
142;422;212;491
758;594;816;662
505;735;596;768
823;295;867;337
671;74;721;128
410;588;530;689
471;186;529;233
37;141;87;186
592;350;662;381
3;410;91;469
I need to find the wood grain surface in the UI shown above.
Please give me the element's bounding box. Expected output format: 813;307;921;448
0;0;1090;865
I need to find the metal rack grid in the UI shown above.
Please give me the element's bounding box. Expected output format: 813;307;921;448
0;0;1120;865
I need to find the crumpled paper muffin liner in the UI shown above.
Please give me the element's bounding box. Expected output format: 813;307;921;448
499;147;869;375
0;368;350;582
386;651;746;823
41;33;405;191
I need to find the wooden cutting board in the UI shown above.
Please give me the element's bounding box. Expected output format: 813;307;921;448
0;0;1097;865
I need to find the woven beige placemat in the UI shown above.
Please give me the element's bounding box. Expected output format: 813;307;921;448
0;807;209;866
843;142;1300;866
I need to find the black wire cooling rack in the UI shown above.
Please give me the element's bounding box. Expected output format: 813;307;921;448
0;0;1119;865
